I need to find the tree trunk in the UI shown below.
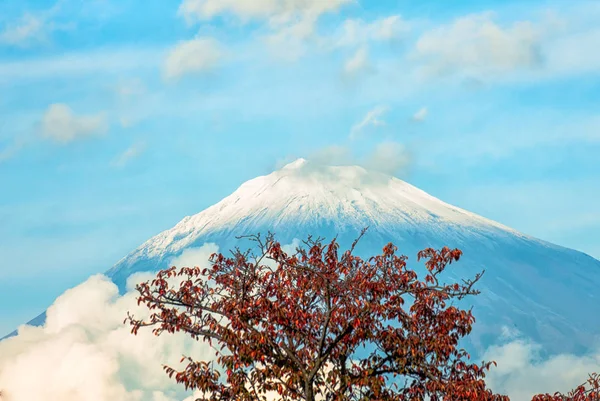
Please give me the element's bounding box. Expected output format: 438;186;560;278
305;379;315;401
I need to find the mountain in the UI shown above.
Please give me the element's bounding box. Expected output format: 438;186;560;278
107;157;536;287
10;159;600;356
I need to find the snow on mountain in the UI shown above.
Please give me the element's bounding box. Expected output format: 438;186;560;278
11;159;600;357
107;158;531;281
101;158;600;358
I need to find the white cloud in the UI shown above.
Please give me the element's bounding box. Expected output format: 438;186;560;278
303;140;411;177
124;245;222;298
113;78;154;128
335;15;410;47
0;244;220;401
309;145;353;166
0;47;163;82
177;0;351;26
412;107;428;122
415;12;542;78
349;105;387;139
332;15;408;76
110;142;146;168
41;104;108;143
520;4;600;79
115;78;146;98
178;0;351;60
343;46;372;78
372;15;409;41
543;27;600;77
119;117;135;128
164;37;222;80
0;276;200;401
362;141;411;176
0;1;73;48
0;13;48;47
483;335;600;401
263;17;316;61
0;135;30;163
168;243;219;269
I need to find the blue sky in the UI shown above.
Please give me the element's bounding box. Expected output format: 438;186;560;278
1;0;599;335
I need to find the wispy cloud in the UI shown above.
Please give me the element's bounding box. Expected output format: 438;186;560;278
334;15;410;48
164;37;223;81
438;177;600;259
0;1;71;48
483;333;600;400
0;13;48;47
263;16;317;61
177;0;351;26
412;107;428;122
0;0;76;48
1;103;112;162
178;0;351;61
302;140;412;177
405;5;600;84
542;26;600;78
0;47;163;82
349;105;388;140
362;141;411;176
0;135;30;163
414;12;543;79
110;142;146;168
114;78;146;98
41;104;108;143
343;46;372;78
113;78;154;128
424;114;600;165
308;145;353;166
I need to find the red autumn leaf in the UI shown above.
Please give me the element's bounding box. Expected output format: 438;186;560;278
124;228;598;401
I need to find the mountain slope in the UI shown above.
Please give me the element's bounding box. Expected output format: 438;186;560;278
105;159;600;357
107;158;532;283
9;159;600;356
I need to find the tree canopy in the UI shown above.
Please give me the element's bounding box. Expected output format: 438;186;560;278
127;230;599;401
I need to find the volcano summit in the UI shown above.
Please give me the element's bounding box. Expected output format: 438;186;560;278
108;157;533;285
14;159;600;356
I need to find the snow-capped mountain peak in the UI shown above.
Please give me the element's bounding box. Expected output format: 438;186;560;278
110;159;524;271
102;159;600;357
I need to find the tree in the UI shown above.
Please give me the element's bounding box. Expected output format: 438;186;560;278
531;374;600;401
126;230;599;401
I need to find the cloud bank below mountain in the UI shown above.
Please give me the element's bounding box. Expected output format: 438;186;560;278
0;244;218;401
